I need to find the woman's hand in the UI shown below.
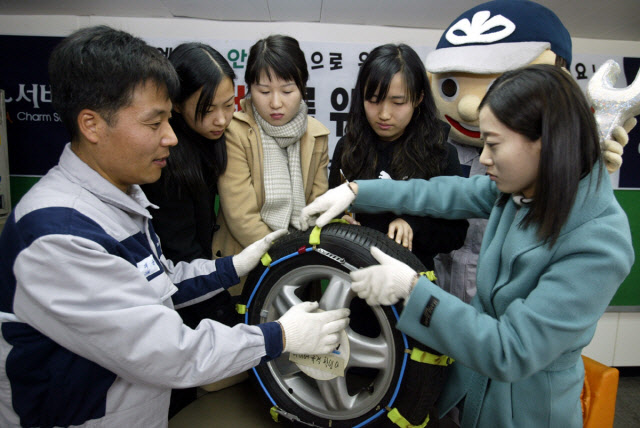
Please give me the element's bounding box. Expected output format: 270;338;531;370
299;183;358;230
350;246;418;306
342;214;360;226
388;218;413;251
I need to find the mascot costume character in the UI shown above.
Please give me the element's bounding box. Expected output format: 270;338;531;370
428;0;636;302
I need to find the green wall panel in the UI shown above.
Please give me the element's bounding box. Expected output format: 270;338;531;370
611;190;640;307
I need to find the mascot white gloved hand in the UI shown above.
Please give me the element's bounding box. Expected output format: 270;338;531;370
587;60;640;172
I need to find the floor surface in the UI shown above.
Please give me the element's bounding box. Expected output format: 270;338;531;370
169;368;640;427
614;367;640;428
169;380;280;427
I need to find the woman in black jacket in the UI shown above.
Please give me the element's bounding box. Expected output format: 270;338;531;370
329;43;468;271
144;43;235;265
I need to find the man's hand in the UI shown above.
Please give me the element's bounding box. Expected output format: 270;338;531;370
350;246;418;306
299;183;357;230
603;117;636;173
232;229;288;277
278;302;350;355
388;218;413;251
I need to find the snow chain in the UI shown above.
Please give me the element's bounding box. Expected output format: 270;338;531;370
309;219;350;247
387;407;430;427
261;252;273;266
407;348;454;366
243;221;417;428
418;271;437;282
270;406;324;427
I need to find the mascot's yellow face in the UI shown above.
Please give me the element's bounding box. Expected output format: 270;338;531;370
429;50;557;148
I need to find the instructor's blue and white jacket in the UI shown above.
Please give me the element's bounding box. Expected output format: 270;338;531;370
0;144;282;427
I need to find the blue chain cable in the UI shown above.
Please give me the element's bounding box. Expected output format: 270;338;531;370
244;246;410;426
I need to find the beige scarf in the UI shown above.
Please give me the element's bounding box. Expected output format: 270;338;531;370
253;100;308;230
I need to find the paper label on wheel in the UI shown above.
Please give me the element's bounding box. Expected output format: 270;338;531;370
289;327;350;380
290;353;346;377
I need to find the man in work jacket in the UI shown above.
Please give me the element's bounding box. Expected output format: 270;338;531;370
0;25;349;428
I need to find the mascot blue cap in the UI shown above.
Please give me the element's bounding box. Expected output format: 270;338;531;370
426;0;572;74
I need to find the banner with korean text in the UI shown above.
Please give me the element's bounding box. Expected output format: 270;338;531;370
1;35;638;307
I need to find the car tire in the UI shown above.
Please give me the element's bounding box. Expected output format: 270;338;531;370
241;223;449;427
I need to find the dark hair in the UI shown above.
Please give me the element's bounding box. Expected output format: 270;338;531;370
170;43;236;121
479;64;602;246
48;25;179;140
160;43;235;196
340;43;446;181
244;35;309;100
555;55;568;69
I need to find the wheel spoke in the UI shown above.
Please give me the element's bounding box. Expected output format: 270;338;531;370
347;330;390;369
319;275;352;310
282;375;320;403
272;284;302;316
274;357;303;377
257;263;403;422
317;377;356;411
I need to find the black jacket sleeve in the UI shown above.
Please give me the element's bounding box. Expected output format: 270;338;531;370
400;143;468;269
142;181;211;263
328;137;346;189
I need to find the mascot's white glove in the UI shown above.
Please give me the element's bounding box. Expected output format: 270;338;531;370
603;117;636;173
299;183;357;230
277;302;350;355
232;229;288;277
350;246;418;306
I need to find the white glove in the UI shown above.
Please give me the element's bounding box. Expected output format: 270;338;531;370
350;246;418;306
232;229;288;277
299;183;356;231
603;117;636;173
277;301;350;355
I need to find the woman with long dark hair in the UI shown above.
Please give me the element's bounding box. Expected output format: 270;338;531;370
329;43;468;270
144;43;234;265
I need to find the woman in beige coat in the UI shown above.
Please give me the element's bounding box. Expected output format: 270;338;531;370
213;35;330;294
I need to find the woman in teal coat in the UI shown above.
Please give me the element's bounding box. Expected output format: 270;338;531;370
300;64;634;427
